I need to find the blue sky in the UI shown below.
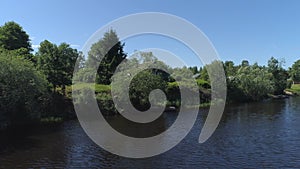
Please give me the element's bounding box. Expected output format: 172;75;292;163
1;0;300;68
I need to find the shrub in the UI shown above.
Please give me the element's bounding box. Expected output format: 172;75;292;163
0;50;47;128
196;79;210;89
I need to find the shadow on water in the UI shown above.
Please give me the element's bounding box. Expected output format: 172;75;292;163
105;112;175;138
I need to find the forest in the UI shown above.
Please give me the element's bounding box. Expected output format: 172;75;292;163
1;21;300;129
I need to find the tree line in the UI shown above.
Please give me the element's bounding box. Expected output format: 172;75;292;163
1;21;300;128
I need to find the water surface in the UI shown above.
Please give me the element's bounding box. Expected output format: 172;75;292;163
1;97;300;168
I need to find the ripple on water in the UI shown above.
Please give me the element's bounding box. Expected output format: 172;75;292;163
1;98;300;168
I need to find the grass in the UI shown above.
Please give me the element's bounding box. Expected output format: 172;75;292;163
71;83;111;93
58;83;111;98
292;84;300;91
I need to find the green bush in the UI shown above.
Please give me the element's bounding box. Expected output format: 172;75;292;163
196;79;210;89
0;50;47;128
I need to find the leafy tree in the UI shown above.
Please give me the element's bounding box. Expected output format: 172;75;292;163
290;60;300;82
267;57;288;94
0;21;32;52
57;43;83;92
86;30;126;84
241;60;250;67
111;51;169;111
36;40;59;90
224;61;236;77
233;65;274;101
129;70;167;111
37;40;81;94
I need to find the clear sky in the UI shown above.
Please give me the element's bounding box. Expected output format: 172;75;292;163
1;0;300;68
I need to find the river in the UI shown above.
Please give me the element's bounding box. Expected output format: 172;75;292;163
1;97;300;168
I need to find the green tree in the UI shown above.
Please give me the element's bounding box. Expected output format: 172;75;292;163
200;66;209;81
129;70;167;111
234;65;274;101
224;61;236;77
267;57;288;94
37;40;81;94
86;30;126;84
290;60;300;82
36;40;59;90
111;51;169;111
0;21;32;52
241;60;250;67
57;43;82;93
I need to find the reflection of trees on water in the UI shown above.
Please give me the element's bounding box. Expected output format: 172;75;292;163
0;125;68;168
222;100;286;122
105;112;172;138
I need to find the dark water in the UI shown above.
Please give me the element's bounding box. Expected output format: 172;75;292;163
1;97;300;168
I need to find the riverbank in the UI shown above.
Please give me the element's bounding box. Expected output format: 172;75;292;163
1;83;297;131
285;84;300;95
35;84;300;119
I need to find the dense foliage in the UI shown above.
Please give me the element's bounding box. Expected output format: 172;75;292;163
86;30;126;84
0;22;32;52
36;40;83;94
1;21;300;128
267;57;289;95
0;50;47;128
228;64;274;101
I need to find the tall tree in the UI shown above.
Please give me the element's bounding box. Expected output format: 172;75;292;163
36;40;59;90
37;40;81;93
57;43;82;93
86;30;126;84
267;57;288;94
0;21;32;52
